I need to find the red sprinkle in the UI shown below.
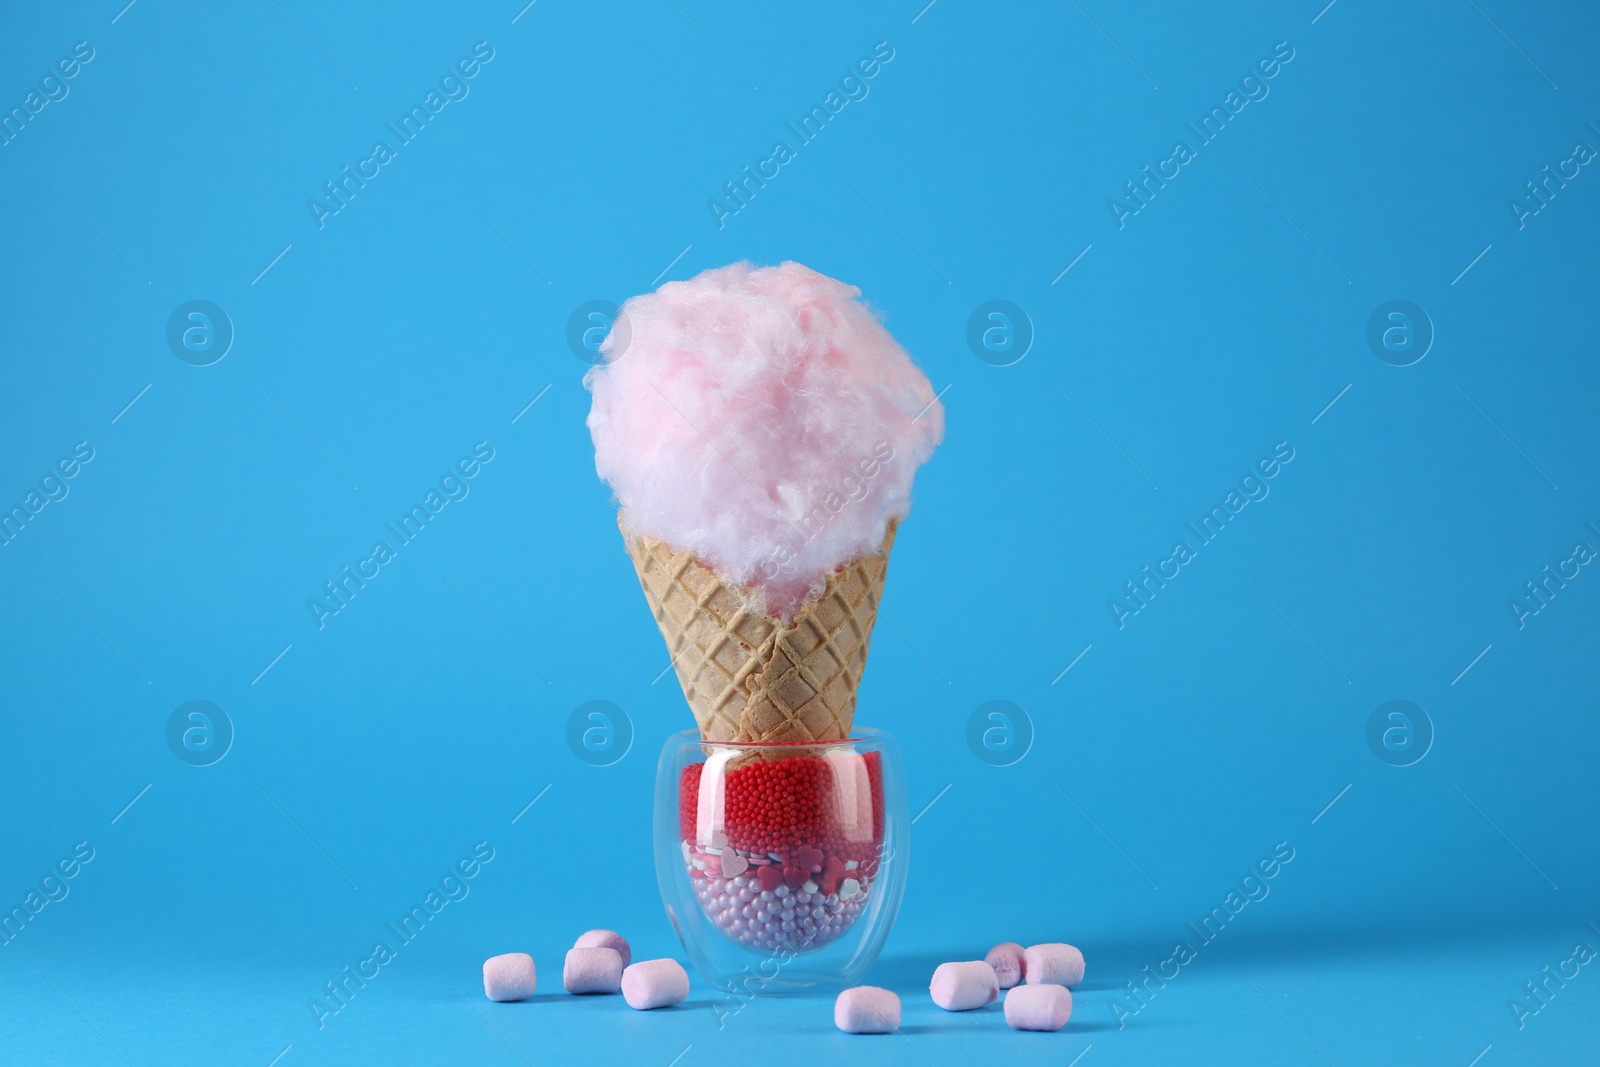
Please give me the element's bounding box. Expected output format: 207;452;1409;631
678;751;885;875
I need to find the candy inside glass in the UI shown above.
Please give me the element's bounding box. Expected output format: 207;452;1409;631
653;727;907;995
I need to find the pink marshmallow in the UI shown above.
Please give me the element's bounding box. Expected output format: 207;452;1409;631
563;947;623;994
482;952;536;1002
929;961;999;1012
621;959;689;1010
985;942;1027;989
573;929;631;968
1024;943;1085;987
834;986;901;1034
1004;984;1073;1031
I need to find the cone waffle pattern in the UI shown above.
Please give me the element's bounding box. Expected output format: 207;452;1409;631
622;516;896;744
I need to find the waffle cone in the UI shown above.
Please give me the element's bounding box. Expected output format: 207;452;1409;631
621;515;897;745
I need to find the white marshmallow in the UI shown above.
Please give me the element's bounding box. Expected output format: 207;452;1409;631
482;953;536;1002
573;929;631;968
1005;984;1072;1031
985;942;1027;989
930;961;999;1011
621;959;689;1010
835;986;901;1033
1024;943;1085;987
563;947;623;994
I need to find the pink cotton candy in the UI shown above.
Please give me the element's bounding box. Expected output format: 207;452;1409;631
586;261;944;621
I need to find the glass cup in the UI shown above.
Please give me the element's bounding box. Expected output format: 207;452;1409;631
653;727;908;995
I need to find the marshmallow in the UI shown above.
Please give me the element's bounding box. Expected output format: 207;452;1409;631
574;929;631;968
985;942;1027;989
564;947;623;994
1004;984;1073;1031
482;953;536;1002
929;961;999;1011
621;959;689;1010
1024;943;1085;987
834;986;901;1034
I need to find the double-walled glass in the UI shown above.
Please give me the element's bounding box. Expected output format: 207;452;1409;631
653;727;907;994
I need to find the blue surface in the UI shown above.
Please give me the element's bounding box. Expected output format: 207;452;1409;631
2;1;1598;1064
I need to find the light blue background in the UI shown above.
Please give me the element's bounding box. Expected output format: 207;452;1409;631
2;1;1597;1064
